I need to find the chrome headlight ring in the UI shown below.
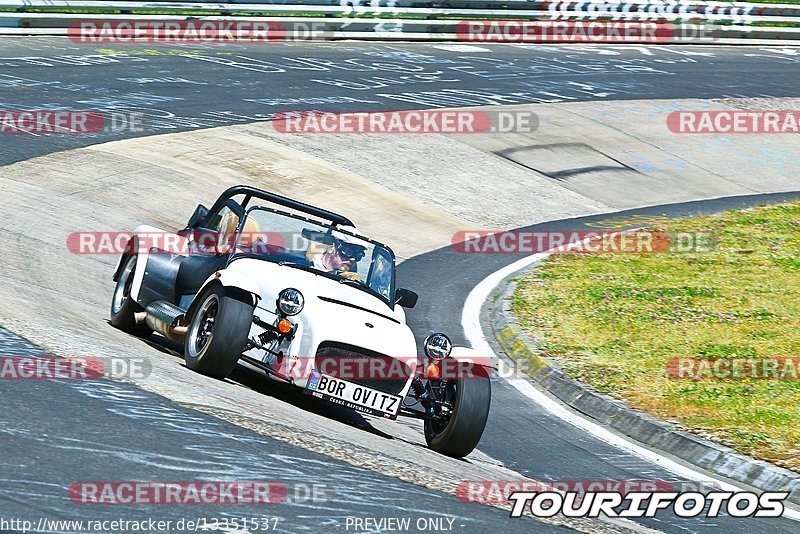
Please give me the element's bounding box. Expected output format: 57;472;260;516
277;288;304;316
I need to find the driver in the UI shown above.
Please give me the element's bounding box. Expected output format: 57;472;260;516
309;236;366;281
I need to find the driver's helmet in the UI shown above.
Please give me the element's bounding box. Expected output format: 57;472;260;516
333;235;366;264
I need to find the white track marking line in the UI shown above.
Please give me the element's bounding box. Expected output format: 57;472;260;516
431;44;491;52
461;242;800;522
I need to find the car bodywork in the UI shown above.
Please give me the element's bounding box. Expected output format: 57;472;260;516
112;185;495;454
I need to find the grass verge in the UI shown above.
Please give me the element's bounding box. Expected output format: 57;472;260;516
511;202;800;472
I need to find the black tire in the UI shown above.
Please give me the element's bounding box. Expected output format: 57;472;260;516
184;284;254;379
424;365;492;458
110;255;153;337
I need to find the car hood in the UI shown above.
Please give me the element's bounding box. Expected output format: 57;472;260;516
228;257;418;388
228;256;411;337
234;257;393;311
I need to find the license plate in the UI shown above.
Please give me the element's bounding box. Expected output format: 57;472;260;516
305;370;402;419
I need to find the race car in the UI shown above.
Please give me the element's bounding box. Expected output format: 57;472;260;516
109;185;494;457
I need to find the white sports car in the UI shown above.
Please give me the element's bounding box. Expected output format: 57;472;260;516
110;185;494;457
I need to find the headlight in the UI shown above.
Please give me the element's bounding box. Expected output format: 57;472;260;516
424;333;452;360
277;288;304;316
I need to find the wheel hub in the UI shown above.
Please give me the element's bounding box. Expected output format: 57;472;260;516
194;300;218;354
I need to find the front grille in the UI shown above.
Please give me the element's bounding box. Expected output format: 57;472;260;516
315;342;411;396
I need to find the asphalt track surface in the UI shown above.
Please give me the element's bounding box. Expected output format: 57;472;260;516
2;38;800;165
3;37;800;533
0;328;531;533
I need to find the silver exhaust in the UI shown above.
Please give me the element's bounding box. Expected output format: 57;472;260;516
143;301;189;343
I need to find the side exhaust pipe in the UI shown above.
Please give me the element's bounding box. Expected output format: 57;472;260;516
143;301;189;343
145;315;188;343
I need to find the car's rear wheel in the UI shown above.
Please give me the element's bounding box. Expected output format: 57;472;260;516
184;285;254;379
424;364;491;458
110;255;152;337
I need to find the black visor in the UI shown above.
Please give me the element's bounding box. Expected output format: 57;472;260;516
336;240;366;261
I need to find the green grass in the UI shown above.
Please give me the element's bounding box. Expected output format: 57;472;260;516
511;202;800;471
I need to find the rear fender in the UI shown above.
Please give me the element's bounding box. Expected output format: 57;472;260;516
113;225;181;304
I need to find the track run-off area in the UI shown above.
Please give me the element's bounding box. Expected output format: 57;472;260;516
2;38;800;533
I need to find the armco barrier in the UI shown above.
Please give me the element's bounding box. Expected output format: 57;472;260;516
1;0;799;42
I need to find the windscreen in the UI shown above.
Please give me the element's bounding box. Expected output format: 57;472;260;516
234;207;395;305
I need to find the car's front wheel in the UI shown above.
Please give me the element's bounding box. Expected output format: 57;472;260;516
184;285;254;379
424;364;491;458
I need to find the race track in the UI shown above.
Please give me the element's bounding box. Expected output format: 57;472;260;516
2;38;800;533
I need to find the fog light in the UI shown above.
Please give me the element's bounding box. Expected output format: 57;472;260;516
277;318;293;335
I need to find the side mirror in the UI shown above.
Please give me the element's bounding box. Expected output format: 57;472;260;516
395;288;418;309
187;204;209;228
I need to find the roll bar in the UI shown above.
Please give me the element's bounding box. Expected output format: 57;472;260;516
205;185;355;228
